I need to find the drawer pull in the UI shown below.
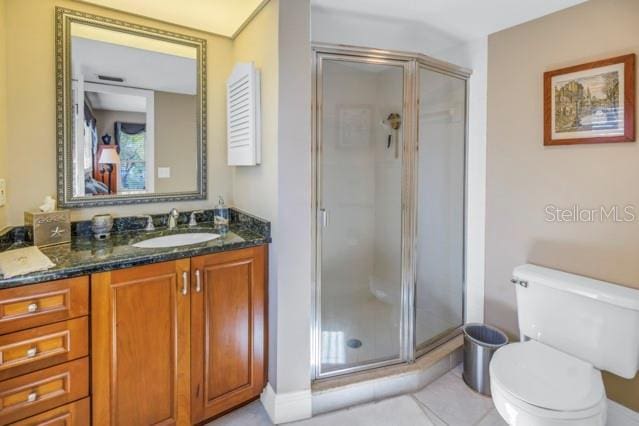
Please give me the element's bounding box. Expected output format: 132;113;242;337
27;303;39;313
181;272;188;296
195;270;201;293
26;347;38;358
27;391;38;403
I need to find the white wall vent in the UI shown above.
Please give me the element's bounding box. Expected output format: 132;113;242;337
227;62;261;166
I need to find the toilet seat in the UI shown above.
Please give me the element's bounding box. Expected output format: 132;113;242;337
489;341;607;425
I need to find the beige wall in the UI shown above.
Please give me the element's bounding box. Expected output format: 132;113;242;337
231;0;278;221
486;0;639;410
4;0;233;224
154;91;197;193
231;0;280;388
0;0;7;229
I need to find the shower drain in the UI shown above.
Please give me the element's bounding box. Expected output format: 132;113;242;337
346;338;363;349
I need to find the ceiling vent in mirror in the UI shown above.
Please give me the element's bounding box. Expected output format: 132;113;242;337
97;75;124;83
227;62;261;166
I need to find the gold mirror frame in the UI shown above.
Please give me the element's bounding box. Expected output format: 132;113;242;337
55;7;208;208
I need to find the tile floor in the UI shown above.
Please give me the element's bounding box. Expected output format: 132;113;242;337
208;365;639;426
208;366;503;426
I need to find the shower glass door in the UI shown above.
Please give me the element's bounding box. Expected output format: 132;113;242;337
316;56;406;376
415;67;466;353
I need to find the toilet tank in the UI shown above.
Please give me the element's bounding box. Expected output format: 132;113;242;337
513;264;639;379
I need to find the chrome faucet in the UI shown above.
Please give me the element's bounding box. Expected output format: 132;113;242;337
189;210;204;227
138;215;155;231
168;208;179;230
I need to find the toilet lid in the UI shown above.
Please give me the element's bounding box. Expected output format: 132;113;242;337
490;341;604;412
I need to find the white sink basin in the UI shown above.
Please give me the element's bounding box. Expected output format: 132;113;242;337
132;232;220;249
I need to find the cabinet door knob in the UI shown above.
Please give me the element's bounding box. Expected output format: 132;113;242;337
182;272;188;296
195;270;201;293
27;392;37;403
26;347;37;358
27;303;38;313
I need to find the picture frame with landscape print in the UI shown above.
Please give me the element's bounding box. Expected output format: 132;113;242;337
544;54;635;145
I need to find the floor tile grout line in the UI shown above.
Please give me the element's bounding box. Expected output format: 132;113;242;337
409;393;450;425
473;407;495;426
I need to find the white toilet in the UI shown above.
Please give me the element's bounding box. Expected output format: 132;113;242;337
489;264;639;426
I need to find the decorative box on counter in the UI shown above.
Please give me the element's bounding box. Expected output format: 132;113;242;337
24;210;71;247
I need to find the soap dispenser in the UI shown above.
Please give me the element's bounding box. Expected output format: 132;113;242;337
214;196;229;237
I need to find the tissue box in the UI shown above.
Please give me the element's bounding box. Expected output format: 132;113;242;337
24;210;71;247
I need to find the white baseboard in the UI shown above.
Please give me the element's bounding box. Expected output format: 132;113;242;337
260;382;312;424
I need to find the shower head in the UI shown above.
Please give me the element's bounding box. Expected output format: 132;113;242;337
382;113;401;130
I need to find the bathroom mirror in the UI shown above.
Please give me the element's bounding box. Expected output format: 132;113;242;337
55;8;207;207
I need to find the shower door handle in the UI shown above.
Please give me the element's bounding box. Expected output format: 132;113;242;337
319;208;328;228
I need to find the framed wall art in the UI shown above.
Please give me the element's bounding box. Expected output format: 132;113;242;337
544;54;635;145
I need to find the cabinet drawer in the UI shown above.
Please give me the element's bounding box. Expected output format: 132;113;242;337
0;278;89;335
8;397;89;426
0;357;89;425
0;318;89;381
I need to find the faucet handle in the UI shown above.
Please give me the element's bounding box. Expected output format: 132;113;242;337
189;210;204;227
137;215;155;231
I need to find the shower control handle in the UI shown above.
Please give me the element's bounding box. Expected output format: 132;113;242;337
319;209;328;228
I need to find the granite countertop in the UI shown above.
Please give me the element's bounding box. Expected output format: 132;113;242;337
0;209;271;289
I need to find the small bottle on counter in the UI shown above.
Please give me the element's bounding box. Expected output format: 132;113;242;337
214;196;229;237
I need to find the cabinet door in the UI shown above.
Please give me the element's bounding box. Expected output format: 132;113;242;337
91;259;191;426
191;246;267;422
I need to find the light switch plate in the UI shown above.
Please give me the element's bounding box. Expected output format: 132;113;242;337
0;179;5;207
158;167;171;179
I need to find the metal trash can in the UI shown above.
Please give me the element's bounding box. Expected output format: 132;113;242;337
462;323;508;396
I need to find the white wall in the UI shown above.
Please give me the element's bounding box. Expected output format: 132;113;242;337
275;0;312;397
234;0;313;422
311;7;488;325
311;6;463;55
436;37;488;324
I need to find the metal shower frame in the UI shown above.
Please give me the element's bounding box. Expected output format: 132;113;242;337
311;43;472;380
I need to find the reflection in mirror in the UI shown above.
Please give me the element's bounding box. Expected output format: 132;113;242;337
60;11;205;206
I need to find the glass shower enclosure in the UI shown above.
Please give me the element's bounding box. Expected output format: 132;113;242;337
312;46;468;379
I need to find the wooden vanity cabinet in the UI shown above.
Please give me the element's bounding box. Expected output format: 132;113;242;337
190;245;267;423
90;245;267;425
